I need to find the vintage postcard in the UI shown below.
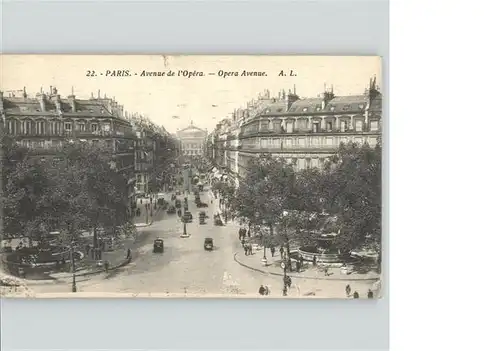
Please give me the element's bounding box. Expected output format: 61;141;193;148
0;55;382;298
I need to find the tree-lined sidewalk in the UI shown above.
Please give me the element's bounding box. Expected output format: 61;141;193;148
1;135;134;250
227;141;382;263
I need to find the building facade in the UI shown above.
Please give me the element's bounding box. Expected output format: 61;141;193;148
131;116;180;195
210;78;382;179
176;122;207;157
1;87;137;214
133;127;156;194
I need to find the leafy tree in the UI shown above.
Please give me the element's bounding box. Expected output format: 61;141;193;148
230;155;296;257
289;167;326;212
1;134;53;246
50;142;131;249
322;141;382;252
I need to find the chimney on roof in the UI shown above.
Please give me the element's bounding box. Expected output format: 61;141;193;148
98;90;101;99
91;92;94;99
285;88;299;111
36;91;47;112
0;91;4;112
67;93;77;112
52;90;62;113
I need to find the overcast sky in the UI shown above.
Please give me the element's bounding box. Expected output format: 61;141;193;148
1;55;381;134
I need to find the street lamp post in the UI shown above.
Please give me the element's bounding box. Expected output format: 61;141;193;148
70;241;77;293
282;211;290;296
282;262;288;296
183;220;188;236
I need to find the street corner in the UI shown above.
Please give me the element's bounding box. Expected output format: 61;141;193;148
233;251;275;276
233;251;381;282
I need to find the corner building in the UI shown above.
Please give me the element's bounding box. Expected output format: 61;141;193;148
211;78;382;180
1;87;137;215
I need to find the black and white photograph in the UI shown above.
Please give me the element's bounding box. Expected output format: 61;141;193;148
0;55;382;298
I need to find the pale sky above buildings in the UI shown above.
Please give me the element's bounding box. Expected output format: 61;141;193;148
0;55;381;134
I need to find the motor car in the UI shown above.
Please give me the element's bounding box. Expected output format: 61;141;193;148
153;238;164;253
182;211;193;222
204;237;214;251
199;211;207;224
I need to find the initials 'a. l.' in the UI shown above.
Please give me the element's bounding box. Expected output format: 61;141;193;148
278;70;297;77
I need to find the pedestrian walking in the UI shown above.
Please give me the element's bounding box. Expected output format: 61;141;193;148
313;255;317;266
104;260;109;273
270;247;275;257
299;255;304;269
345;284;351;297
279;247;284;259
126;248;132;260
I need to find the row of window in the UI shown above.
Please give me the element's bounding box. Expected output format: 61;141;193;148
5;119;112;135
238;157;326;171
182;143;202;149
19;139;114;149
243;119;379;135
238;135;379;149
183;150;202;155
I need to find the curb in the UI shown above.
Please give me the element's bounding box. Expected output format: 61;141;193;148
233;253;379;281
51;257;132;281
1;258;133;286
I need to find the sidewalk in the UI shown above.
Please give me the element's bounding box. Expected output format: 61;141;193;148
133;198;164;227
0;229;150;287
233;250;380;281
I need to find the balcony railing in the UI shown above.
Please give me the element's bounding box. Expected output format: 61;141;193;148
12;129;137;139
240;126;380;137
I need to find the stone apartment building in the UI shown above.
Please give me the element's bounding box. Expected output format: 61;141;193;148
210;77;382;180
0;87;137;214
132;120;180;195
